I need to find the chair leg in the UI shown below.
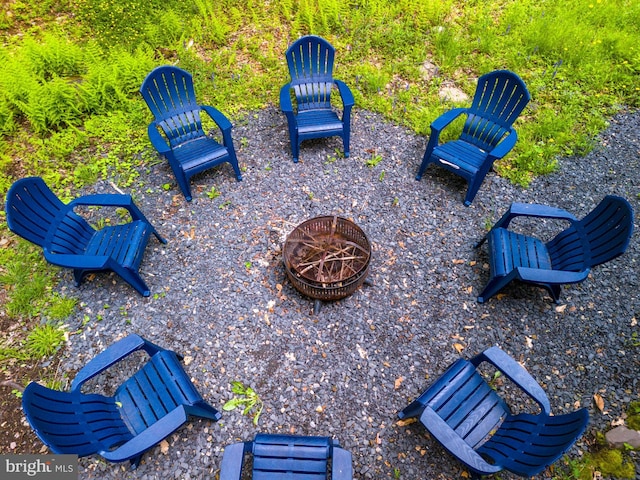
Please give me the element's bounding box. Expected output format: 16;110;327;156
228;152;243;182
186;401;223;422
129;454;143;470
73;268;86;287
119;269;151;297
416;136;438;180
464;176;485;207
152;229;168;245
415;154;432;181
477;276;508;303
291;139;300;163
544;284;562;303
171;168;193;202
342;130;350;158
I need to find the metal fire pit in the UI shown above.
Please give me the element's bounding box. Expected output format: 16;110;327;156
283;215;371;312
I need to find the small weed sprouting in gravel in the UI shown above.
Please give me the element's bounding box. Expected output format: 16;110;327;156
366;152;383;168
207;186;221;199
223;381;264;425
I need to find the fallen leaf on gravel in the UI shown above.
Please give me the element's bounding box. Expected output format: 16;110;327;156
453;259;464;265
632;317;637;327
525;337;534;349
160;440;170;454
555;304;567;313
394;376;404;389
593;393;605;412
453;343;465;353
183;356;193;366
396;418;417;427
376;432;382;444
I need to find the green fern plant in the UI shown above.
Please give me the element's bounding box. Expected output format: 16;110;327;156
26;77;84;134
21;33;86;81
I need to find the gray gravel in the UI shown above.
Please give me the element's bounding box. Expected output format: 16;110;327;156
51;106;639;479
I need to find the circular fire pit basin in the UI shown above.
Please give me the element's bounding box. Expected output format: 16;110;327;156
283;215;371;302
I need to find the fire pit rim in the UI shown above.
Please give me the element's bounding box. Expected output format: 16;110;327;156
282;215;372;301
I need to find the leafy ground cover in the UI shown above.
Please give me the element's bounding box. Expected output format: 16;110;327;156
0;0;638;474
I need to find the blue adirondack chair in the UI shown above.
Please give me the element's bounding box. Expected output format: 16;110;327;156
140;65;242;201
220;433;353;480
22;334;222;468
5;177;166;297
398;346;589;478
475;195;634;303
416;70;530;206
280;35;354;163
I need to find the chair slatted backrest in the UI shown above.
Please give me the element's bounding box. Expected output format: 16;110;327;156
477;409;589;477
252;434;331;480
140;66;205;147
115;351;199;435
548;195;634;270
285;36;335;112
425;359;509;450
6;177;93;254
579;195;634;267
461;70;530;152
22;382;133;457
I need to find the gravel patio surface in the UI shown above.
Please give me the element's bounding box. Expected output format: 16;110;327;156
51;106;639;479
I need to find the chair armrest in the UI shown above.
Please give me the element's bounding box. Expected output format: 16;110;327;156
430;107;468;134
201;105;232;133
420;407;502;475
476;202;577;248
147;123;171;155
70;194;135;209
496;202;577;229
43;250;109;270
517;266;590;285
334;80;355;108
69;195;149;224
487;128;518;161
69;195;166;243
280;83;294;113
71;334;166;391
100;406;187;463
332;446;353;480
471;346;551;414
219;442;248;480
